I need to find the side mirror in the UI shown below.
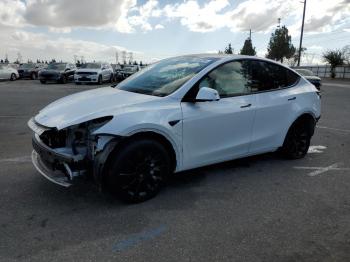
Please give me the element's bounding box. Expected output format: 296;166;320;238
102;67;106;70
195;87;220;102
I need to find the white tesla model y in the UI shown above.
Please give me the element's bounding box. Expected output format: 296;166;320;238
28;55;321;202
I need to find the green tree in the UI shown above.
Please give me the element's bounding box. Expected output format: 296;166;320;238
286;47;307;67
323;49;344;78
224;43;233;54
266;25;295;63
342;45;350;65
240;38;256;56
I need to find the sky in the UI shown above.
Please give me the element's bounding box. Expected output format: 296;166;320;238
0;0;349;65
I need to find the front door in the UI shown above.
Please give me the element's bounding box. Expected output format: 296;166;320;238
181;60;256;170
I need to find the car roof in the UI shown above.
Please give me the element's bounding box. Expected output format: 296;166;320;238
170;53;284;64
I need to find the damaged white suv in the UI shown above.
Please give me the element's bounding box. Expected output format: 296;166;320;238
28;55;321;203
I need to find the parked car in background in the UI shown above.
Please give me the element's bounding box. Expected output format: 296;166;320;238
28;55;321;203
18;63;44;80
115;64;140;81
0;64;19;81
111;64;122;82
74;62;114;85
39;63;76;84
295;69;321;90
7;63;20;70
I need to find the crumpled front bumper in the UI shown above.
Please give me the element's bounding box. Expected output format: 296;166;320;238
31;133;87;187
31;150;73;187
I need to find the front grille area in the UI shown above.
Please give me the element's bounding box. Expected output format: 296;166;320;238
41;73;58;79
77;72;96;75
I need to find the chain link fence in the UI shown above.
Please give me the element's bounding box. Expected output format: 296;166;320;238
293;65;350;79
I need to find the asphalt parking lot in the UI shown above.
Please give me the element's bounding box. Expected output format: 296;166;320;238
0;79;349;262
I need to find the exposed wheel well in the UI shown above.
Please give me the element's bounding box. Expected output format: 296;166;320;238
102;131;177;177
126;132;177;171
288;113;316;138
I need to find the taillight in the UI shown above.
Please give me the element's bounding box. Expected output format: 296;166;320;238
316;90;321;98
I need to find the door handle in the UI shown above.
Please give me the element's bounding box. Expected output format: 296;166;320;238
288;97;296;101
240;103;252;108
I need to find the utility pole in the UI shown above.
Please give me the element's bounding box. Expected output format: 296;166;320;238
297;0;307;66
249;29;252;40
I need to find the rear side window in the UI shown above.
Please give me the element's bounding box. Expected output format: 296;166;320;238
249;61;299;92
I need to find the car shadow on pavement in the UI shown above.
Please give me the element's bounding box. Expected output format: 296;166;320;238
33;151;286;210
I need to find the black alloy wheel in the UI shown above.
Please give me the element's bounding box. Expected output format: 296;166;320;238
282;122;311;159
106;139;171;203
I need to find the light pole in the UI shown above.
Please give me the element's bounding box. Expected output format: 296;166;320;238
297;0;307;66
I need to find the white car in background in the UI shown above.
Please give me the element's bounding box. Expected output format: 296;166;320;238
0;64;19;81
28;55;321;203
74;62;114;85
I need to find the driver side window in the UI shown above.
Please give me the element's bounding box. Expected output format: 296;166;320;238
198;61;251;97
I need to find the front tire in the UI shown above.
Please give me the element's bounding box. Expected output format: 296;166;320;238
10;73;16;81
98;75;102;85
40;80;46;84
106;139;171;203
31;72;37;80
281;122;311;159
61;75;67;84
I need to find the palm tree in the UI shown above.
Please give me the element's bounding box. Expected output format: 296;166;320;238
323;50;344;78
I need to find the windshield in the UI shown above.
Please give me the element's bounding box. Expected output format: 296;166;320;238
80;63;101;69
47;63;66;70
19;64;35;69
296;69;314;76
117;56;219;97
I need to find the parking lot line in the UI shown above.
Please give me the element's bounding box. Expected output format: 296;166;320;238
316;125;350;133
0;156;31;163
294;162;350;177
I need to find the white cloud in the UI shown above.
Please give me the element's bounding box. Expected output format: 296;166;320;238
155;24;164;29
0;0;26;28
1;29;146;63
163;0;230;32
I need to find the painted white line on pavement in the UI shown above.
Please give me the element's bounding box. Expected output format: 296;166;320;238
0;156;31;163
294;162;350;177
317;125;350;133
308;145;327;153
322;83;350;88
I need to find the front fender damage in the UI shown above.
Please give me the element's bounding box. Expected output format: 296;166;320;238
29;116;124;188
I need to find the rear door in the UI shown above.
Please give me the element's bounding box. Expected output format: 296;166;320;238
181;60;256;169
247;60;301;153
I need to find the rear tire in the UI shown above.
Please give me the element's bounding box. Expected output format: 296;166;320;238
281;121;311;159
40;80;46;84
105;139;171;203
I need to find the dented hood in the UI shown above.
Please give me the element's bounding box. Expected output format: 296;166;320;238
34;87;159;129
